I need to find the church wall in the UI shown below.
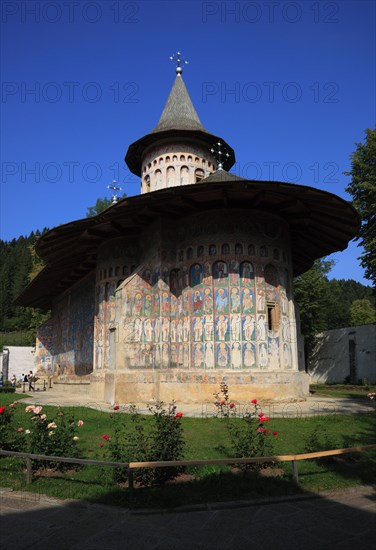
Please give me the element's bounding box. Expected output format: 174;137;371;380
35;273;95;378
115;210;297;371
88;209;308;403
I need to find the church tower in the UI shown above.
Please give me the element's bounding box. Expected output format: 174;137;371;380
125;54;235;193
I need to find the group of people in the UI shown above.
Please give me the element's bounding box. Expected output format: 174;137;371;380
7;371;35;391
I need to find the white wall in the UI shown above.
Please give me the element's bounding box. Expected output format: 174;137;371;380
309;324;376;384
0;346;35;381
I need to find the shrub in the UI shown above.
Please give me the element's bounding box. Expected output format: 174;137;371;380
102;401;185;486
24;406;84;471
214;383;277;472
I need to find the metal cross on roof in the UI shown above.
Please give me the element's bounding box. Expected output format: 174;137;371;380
210;142;230;171
107;180;122;204
169;51;189;75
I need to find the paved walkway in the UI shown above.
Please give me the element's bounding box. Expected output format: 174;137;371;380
19;387;374;418
1;485;375;549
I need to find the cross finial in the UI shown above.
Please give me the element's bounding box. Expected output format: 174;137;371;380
107;180;122;204
170;51;189;76
210;142;230;171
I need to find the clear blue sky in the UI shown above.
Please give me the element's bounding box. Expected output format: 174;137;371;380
1;1;375;285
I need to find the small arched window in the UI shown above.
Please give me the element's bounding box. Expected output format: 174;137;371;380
209;244;217;256
221;243;230;255
180;155;185;162
248;244;255;256
235;243;243;255
197;245;204;257
187;247;193;260
260;245;268;257
273;248;280;260
122;265;129;276
195;168;205;182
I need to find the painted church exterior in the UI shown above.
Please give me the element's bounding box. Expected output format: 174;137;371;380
17;69;360;405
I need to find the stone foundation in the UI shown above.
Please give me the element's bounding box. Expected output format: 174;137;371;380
89;369;309;405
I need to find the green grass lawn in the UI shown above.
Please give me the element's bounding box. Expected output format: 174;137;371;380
310;384;376;399
1;392;375;508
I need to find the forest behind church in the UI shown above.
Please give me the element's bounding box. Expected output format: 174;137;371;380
0;227;375;351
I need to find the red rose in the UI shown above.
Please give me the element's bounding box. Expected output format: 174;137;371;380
175;412;183;418
265;429;270;434
251;399;257;404
273;431;278;436
220;400;225;406
113;405;119;410
102;434;111;441
0;406;5;414
99;443;104;448
257;427;264;433
229;402;235;409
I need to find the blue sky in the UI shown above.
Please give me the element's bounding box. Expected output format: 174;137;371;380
1;0;375;285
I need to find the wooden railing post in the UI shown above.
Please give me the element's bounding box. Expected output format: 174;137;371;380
291;460;299;485
128;468;134;497
26;456;33;484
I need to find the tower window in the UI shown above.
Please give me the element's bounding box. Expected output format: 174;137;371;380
195;168;205;182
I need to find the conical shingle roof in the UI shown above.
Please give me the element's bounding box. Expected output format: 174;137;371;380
151;75;206;133
125;75;235;176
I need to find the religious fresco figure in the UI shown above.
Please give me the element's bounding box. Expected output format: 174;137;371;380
215;288;228;313
193;289;203;314
239;261;254;286
161;291;171;315
183;316;190;341
209;244;217;256
144;294;152;316
216;342;230;368
203;261;211;282
170;320;177;342
132;292;143;316
177;294;183;316
230;260;240;284
176;319;183;342
154;318;161;342
152;293;160;316
242;315;255;341
213;261;228;285
144;318;153;342
259;342;268;368
231;342;242;369
170;294;177;318
182;265;189;287
162;317;170;342
204;315;213;341
257;289;266;312
243;342;256;368
193;317;204;341
204;342;214;368
280;289;288;315
190;263;203;286
170;343;178;366
134;317;143;342
162;343;170;367
283;342;292;369
257;314;267;341
241;288;254;313
193;343;204;368
268;337;280;367
183;291;190;313
230;314;241;341
216;315;229;341
203;287;213;313
183;342;190;367
230;287;241;313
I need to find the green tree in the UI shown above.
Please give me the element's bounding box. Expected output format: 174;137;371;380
293;259;333;365
345;128;376;287
349;299;376;326
86;194;126;217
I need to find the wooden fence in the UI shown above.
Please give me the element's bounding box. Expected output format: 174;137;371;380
1;444;375;495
